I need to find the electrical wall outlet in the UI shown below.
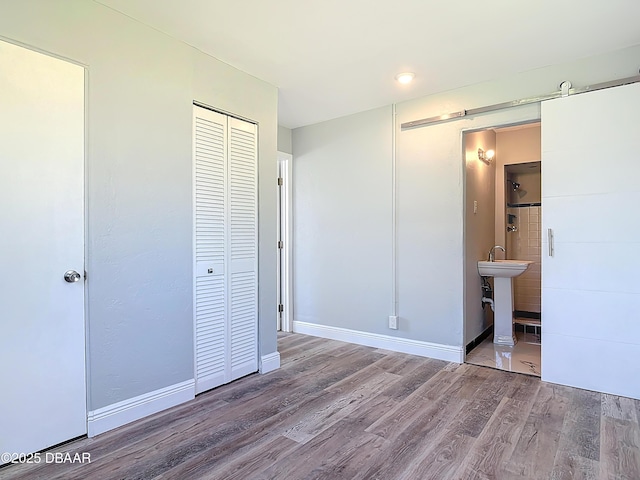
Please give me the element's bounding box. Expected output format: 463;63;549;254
388;315;398;330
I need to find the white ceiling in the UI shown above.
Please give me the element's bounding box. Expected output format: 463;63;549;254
96;0;640;129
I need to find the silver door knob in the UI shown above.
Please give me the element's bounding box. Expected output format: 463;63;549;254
64;270;82;283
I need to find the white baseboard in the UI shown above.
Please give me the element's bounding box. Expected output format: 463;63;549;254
260;351;281;374
293;321;464;363
87;379;195;437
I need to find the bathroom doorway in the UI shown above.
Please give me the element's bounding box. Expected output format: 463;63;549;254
463;122;542;376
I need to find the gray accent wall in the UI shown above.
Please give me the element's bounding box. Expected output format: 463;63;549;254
292;44;640;350
0;0;277;410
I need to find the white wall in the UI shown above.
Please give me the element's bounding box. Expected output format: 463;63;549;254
292;43;640;355
463;130;496;345
293;106;393;335
0;0;278;411
278;125;292;154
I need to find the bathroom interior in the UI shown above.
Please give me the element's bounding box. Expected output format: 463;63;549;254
463;122;542;376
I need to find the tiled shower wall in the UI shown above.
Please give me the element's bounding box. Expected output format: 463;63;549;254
506;206;541;313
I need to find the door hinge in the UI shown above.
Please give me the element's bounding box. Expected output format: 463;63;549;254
278;304;284;313
277;177;283;186
278;240;283;249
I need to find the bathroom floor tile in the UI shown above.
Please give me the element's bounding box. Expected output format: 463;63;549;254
465;332;541;377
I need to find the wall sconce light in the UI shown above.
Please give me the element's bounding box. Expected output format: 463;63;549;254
478;148;495;165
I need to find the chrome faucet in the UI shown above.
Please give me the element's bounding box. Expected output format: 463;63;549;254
488;245;505;262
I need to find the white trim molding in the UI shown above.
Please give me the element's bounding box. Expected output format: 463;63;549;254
260;352;281;374
87;380;195;437
277;151;293;332
293;321;464;363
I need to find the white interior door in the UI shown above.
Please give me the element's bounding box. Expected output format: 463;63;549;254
0;41;86;454
541;82;640;399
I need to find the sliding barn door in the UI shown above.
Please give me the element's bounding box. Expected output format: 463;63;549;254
541;82;640;399
193;106;257;394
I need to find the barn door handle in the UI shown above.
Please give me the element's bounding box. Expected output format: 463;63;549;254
547;229;554;257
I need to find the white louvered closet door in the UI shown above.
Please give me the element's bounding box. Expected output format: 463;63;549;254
228;117;258;380
194;107;228;394
193;106;258;395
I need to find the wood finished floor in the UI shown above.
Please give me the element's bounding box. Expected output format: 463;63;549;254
2;333;640;480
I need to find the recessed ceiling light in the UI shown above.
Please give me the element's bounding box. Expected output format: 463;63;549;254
395;72;415;84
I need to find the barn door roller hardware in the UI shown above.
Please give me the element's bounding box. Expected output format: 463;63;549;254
401;73;640;130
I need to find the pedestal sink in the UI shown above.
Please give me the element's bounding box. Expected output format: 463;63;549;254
478;260;533;346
